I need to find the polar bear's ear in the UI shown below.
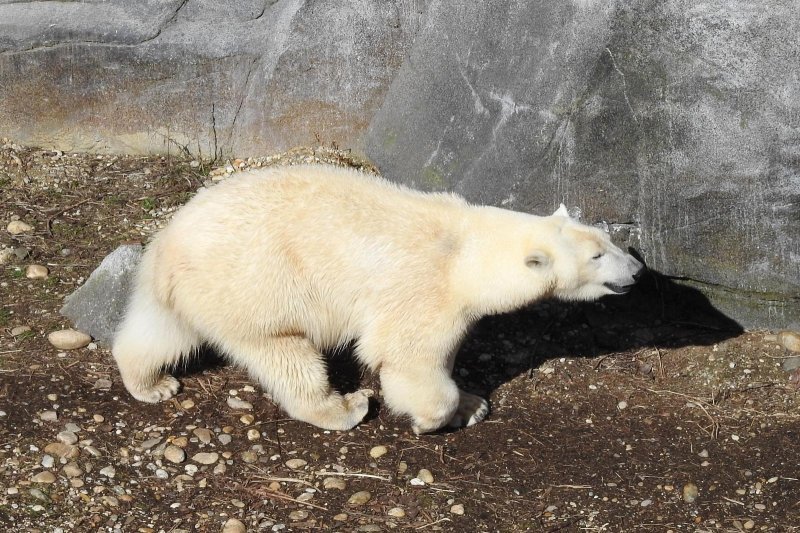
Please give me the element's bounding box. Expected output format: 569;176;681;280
553;203;570;217
525;250;551;268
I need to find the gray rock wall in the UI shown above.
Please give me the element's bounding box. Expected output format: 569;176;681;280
1;0;798;329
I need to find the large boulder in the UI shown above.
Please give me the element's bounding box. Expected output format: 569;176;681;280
1;0;798;329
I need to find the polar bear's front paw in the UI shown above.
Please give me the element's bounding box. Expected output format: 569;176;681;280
447;391;489;428
129;375;181;403
341;388;374;428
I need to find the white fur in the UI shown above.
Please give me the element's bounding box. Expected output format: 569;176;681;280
112;164;642;433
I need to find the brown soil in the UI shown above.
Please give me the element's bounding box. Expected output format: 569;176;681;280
1;142;799;532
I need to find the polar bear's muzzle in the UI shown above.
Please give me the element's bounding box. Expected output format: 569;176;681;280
604;259;645;294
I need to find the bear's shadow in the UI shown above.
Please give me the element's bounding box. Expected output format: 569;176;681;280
173;266;742;428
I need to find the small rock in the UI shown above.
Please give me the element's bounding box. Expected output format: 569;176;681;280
288;510;308;521
62;462;82;478
782;356;800;372
744;520;755;530
57;431;78;445
164;445;186;464
47;329;91;350
31;471;56;484
369;445;388;459
773;331;800;352
387;507;405;518
323;477;347;490
180;399;195;409
218;434;232;445
41;455;54;468
450;503;465;515
227;397;253;410
617;400;628;410
93;414;105;423
410;478;425;486
193;428;213;444
44;442;80;459
348;490;372;505
285;458;307;469
26;264;49;279
171;436;188;447
100;466;116;478
29;488;49;502
683;482;699;503
640;499;652;507
140;437;162;450
246;429;260;441
333;513;348;521
10;325;31;336
240;451;258;464
698;449;709;458
192;452;219;465
239;414;255;424
7;220;33;235
222;518;246;533
39;410;58;422
417;469;434;484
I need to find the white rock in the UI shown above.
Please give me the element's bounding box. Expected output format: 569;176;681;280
450;504;465;515
417;468;434;484
164;445;186;464
193;427;213;444
387;507;405;517
26;264;49;279
222;518;246;533
39;410;58;422
99;466;116;478
57;431;78;445
227;397;253;410
369;445;388;459
285;458;307;469
47;329;91;350
192;452;219;465
7;220;33;235
348;490;372;505
323;477;347;490
10;325;31;336
31;471;56;484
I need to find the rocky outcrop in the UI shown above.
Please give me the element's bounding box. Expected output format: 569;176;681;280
1;0;798;328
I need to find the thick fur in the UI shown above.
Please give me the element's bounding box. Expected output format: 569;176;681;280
112;164;643;433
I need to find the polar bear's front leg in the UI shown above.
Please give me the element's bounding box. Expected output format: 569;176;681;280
224;336;372;431
379;365;488;434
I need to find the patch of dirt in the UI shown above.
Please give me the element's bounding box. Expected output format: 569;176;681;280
1;141;799;532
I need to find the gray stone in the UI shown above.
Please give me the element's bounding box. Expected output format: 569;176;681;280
1;1;798;329
60;244;143;345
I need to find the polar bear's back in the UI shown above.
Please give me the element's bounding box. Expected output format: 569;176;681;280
143;164;469;349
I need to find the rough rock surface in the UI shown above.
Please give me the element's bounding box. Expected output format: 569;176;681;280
1;0;798;328
60;244;143;345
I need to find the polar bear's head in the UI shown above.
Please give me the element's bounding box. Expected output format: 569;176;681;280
540;204;644;301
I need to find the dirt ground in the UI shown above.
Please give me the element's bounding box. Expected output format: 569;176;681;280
1;141;799;532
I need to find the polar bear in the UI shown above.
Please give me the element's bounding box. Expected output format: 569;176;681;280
112;164;643;433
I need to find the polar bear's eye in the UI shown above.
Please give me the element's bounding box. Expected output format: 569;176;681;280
592;253;605;260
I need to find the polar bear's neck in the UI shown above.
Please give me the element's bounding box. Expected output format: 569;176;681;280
451;206;556;317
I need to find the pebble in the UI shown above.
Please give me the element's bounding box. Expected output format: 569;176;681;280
193;428;213;444
93;414;105;423
26;264;49;279
57;431;78;445
348;490;372;505
171;436;188;447
164;445;186;464
617;400;628;410
246;429;260;441
29;488;49;501
100;466;116;478
768;331;800;352
698;449;709;458
10;325;31;336
180;399;195;409
31;471;56;483
239;414;255;424
323;477;347;490
782;357;800;372
240;451;258;464
683;483;699;503
333;513;348;521
754;503;766;510
218;434;232;445
39;410;58;421
410;477;425;486
450;503;465;515
41;455;54;468
227;397;253;410
387;507;405;518
62;462;82;478
192;452;219;465
288;510;308;521
744;520;755;530
417;469;435;484
7;220;33;234
47;329;92;350
94;378;112;389
285;458;307;469
369;445;388;459
222;518;246;533
44;442;80;459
